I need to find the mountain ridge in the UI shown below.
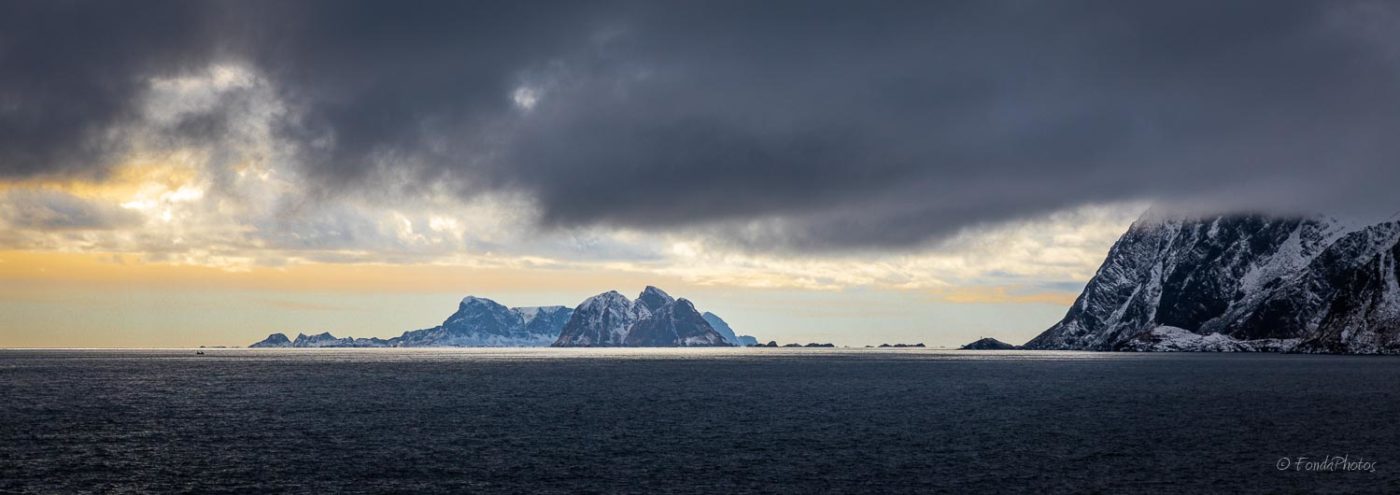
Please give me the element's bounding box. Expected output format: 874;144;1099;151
554;286;731;347
1024;212;1400;354
250;287;749;348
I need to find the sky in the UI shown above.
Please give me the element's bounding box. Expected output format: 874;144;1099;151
2;1;1398;347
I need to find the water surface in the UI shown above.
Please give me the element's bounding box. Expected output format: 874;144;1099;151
1;349;1396;493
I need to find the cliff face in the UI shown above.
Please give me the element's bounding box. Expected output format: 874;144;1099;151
1025;212;1400;354
623;299;728;346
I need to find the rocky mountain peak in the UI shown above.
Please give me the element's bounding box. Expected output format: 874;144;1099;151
636;286;676;313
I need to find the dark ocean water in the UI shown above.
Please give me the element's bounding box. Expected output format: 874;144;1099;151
1;349;1397;494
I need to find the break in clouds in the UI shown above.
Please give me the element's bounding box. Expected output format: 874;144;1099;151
3;0;1400;253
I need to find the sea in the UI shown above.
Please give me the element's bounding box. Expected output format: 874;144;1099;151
1;348;1397;494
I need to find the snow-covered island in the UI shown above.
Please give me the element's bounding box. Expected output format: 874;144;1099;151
250;286;760;348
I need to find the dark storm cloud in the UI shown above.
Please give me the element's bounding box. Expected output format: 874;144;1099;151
3;1;1399;250
0;0;217;178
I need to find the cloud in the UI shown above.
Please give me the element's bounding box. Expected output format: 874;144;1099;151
928;286;1078;306
0;1;217;178
633;203;1144;291
1;1;1399;253
0;190;141;231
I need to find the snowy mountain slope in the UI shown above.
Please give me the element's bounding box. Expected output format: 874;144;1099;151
519;306;573;337
702;312;741;345
1025;212;1400;354
553;286;732;347
552;290;646;346
390;296;570;347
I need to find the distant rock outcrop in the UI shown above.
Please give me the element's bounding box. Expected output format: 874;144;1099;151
289;332;391;348
250;333;292;348
960;338;1018;350
249;296;572;348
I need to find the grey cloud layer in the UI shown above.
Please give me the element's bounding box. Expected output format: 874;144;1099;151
0;190;142;231
3;1;1398;250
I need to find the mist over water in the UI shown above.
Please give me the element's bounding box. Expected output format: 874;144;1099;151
1;349;1396;493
